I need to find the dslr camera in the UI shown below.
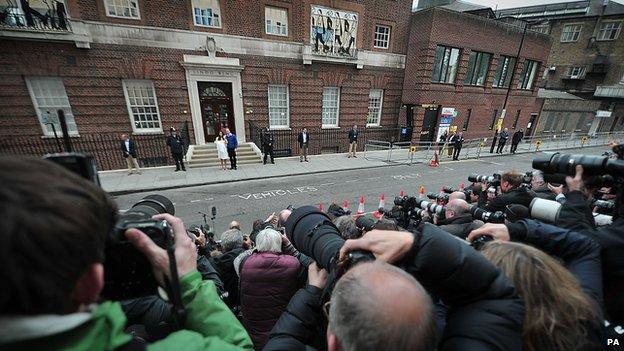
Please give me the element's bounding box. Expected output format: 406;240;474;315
468;173;501;187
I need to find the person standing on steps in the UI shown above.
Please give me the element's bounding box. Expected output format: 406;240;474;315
225;128;238;170
215;131;229;170
348;124;359;158
262;126;275;165
166;127;186;172
496;128;510;154
297;128;310;162
510;128;524;154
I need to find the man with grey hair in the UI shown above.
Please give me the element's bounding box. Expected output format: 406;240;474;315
229;220;241;230
437;199;484;239
531;169;556;200
333;215;360;240
265;226;524;350
210;228;245;308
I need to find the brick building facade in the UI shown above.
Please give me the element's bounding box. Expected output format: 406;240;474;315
1;0;552;167
403;6;551;140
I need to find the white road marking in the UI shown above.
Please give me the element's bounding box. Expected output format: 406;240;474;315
190;199;201;203
319;182;335;186
345;180;358;183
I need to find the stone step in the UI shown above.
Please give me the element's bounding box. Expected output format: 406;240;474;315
191;155;261;162
188;159;262;168
192;149;257;156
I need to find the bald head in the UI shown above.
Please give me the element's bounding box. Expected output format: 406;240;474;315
449;191;466;201
328;261;436;351
229;220;240;230
445;199;469;219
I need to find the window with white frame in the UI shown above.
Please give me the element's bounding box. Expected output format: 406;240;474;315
322;87;340;127
561;24;582;42
374;25;391;49
597;21;621;41
192;0;221;28
367;89;383;126
566;66;586;79
265;6;288;36
122;80;162;133
268;85;289;128
104;0;140;19
26;77;78;136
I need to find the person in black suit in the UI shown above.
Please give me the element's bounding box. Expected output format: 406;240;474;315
121;133;141;175
450;131;464;161
510;129;524;154
496;128;510;154
166;128;186;172
261;127;275;165
348;124;359;158
297;128;310;162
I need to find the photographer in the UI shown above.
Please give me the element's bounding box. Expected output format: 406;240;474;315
0;157;252;350
530;170;556;201
437;199;484;239
555;165;624;324
467;219;604;350
265;207;524;350
210;229;246;309
484;171;535;212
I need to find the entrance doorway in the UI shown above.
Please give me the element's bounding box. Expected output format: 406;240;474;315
197;82;235;142
526;113;537;136
420;106;439;142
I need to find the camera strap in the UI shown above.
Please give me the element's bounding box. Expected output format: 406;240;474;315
166;247;187;326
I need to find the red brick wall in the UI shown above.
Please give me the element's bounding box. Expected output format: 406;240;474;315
70;0;413;54
402;8;552;139
0;39;404;143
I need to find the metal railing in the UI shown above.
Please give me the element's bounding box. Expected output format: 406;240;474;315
364;131;624;165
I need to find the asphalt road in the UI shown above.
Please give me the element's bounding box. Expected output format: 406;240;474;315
114;146;608;237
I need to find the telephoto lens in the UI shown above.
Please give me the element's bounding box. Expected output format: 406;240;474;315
533;152;624;177
416;199;445;215
469;206;505;223
528;198;561;224
442;186;458;194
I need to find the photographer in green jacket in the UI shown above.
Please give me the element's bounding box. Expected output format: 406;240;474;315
0;157;253;351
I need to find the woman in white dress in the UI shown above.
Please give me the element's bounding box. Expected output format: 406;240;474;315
215;131;229;170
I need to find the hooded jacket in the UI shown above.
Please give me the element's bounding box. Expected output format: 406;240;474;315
0;271;253;351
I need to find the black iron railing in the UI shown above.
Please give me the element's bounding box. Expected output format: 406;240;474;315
0;5;71;32
249;121;404;157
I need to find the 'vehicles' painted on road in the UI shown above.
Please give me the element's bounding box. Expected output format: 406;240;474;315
231;186;318;200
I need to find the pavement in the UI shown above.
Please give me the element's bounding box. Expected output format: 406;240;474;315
112;145;609;236
100;137;614;195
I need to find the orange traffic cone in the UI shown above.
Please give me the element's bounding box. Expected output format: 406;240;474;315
459;182;465;192
429;151;440;167
356;196;365;216
342;199;350;212
399;190;405;198
418;186;425;199
319;202;325;212
373;194;385;219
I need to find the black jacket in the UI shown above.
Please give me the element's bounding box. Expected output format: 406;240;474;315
512;131;524;144
210;246;245;308
449;134;464;147
122;139;137;158
264;224;524;351
297;132;310;147
262;130;274;150
348;129;358;143
558;191;624;324
532;184;556;200
166;134;185;154
484;186;535;212
438;214;484;239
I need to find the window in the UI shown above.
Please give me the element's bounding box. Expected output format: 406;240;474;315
512;109;521;129
561;24;582;42
268;85;289;128
597;21;621;41
265;6;288;36
575;113;590;130
192;0;221;28
566;66;586;79
464;51;492;86
432;45;460;84
517;60;539;90
122;80;162;133
493;56;516;88
104;0;140;19
367;89;383;126
322;87;340;127
544;112;557;131
531;24;550;34
489;109;498;130
462;108;472;131
26;77;78;136
374;25;391;49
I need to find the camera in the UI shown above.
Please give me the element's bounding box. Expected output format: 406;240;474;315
101;194;176;301
427;192;449;203
533;151;624;177
469;206;505;223
522;171;533;184
416;198;445;215
528;198;561;223
468;173;501;186
471;235;494;250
